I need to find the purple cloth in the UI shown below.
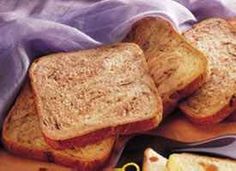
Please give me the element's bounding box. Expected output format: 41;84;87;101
0;0;235;128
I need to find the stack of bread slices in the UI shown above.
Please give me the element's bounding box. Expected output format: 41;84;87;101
2;43;163;170
125;17;236;124
2;17;236;170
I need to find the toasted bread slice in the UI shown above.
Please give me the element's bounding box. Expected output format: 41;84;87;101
143;148;167;171
124;17;207;115
180;18;236;124
167;153;236;171
2;83;115;170
29;43;162;149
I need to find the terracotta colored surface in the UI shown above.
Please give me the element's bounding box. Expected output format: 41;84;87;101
0;150;72;171
156;113;236;142
2;113;236;170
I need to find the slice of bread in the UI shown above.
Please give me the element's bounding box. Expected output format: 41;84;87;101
167;153;236;171
143;148;167;171
180;18;236;124
29;43;162;149
124;17;207;115
2;82;115;170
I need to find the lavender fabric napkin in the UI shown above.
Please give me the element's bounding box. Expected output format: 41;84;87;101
0;0;235;129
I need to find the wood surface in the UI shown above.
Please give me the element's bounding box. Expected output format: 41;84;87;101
1;113;236;170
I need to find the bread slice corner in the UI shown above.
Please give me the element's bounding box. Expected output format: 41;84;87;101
2;82;115;170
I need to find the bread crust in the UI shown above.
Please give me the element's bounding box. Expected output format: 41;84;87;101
165;73;207;115
2;137;111;170
44;115;160;149
180;101;236;125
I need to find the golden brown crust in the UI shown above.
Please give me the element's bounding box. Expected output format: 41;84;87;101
174;72;207;102
2;135;46;162
44;116;160;149
180;101;236;125
2;137;111;170
165;73;207;115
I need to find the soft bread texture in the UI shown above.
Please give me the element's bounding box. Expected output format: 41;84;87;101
29;43;162;149
143;148;167;171
167;153;236;171
124;17;207;115
2;83;115;170
180;18;236;124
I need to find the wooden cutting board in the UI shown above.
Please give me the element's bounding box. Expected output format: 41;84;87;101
157;113;236;142
0;150;72;171
1;113;236;170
